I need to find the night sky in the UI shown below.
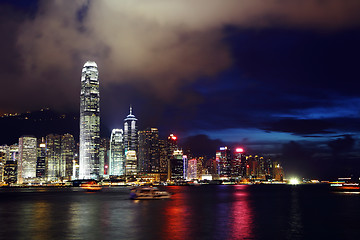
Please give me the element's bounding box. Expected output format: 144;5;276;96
1;0;360;178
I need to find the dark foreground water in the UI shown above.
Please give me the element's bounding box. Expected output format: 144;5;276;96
0;184;360;240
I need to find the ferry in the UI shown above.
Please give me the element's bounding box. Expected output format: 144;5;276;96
80;181;102;192
130;186;172;200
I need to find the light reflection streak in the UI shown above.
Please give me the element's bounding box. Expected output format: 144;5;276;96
68;200;102;239
33;201;51;240
287;187;303;239
229;185;253;240
161;186;190;240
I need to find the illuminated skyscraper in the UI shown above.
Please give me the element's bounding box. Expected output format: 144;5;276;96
170;149;184;181
36;139;46;179
79;61;100;179
3;144;18;184
125;150;137;176
61;134;75;180
18;136;37;184
187;158;198;180
109;129;125;176
124;106;138;153
0;148;5;183
99;138;110;177
46;134;62;181
166;134;178;180
216;147;232;178
138;128;160;173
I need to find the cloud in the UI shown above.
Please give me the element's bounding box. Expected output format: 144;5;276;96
266;118;334;135
328;135;355;155
12;0;360;110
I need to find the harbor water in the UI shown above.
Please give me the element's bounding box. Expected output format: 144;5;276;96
0;184;359;240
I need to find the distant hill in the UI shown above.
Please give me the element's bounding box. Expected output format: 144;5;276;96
0;108;80;145
0;108;112;145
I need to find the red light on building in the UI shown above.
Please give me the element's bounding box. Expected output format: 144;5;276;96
246;165;249;168
169;134;177;141
235;148;244;153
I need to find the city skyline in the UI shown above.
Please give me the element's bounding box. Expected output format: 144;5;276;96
1;1;360;178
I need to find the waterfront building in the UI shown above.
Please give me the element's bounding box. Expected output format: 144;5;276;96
138;128;160;173
186;157;204;180
170;149;184;181
124;106;138;153
109;129;125;176
10;144;19;162
187;158;197;180
183;155;188;180
273;162;284;181
46;134;62;181
166;134;178;180
232;148;244;178
125;150;137;176
159;139;167;173
99;138;110;178
36;139;46;179
79;61;100;179
3;144;18;184
18;136;37;184
0;149;5;183
216;147;232;179
4;160;17;184
61;134;75;180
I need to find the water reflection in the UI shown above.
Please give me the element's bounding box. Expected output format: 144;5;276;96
32;201;51;240
229;185;253;240
286;187;303;239
160;185;254;240
161;186;190;240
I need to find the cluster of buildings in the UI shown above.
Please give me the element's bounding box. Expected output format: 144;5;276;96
0;61;284;185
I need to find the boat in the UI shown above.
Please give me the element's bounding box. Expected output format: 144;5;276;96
330;178;360;192
80;181;102;192
130;186;172;200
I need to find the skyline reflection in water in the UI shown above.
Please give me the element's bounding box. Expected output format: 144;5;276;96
229;185;253;239
159;185;254;240
1;185;360;240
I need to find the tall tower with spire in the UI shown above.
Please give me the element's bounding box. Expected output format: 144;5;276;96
124;106;138;154
79;61;100;179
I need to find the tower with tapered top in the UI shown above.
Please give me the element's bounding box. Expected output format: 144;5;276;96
79;61;100;179
124;106;138;154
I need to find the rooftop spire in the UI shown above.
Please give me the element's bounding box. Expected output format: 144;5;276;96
129;105;132;115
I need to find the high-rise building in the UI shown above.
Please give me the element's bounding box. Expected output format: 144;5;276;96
79;61;100;179
166;134;178;180
2;144;18;184
36;139;46;179
232;148;244;178
109;129;125;176
125;150;137;176
216;147;232;178
0;149;5;183
170;149;184;181
4;160;17;184
46;134;62;181
187;158;198;180
138;128;160;173
61;134;75;180
124;106;138;153
99;138;110;178
18;136;37;184
159;139;168;173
